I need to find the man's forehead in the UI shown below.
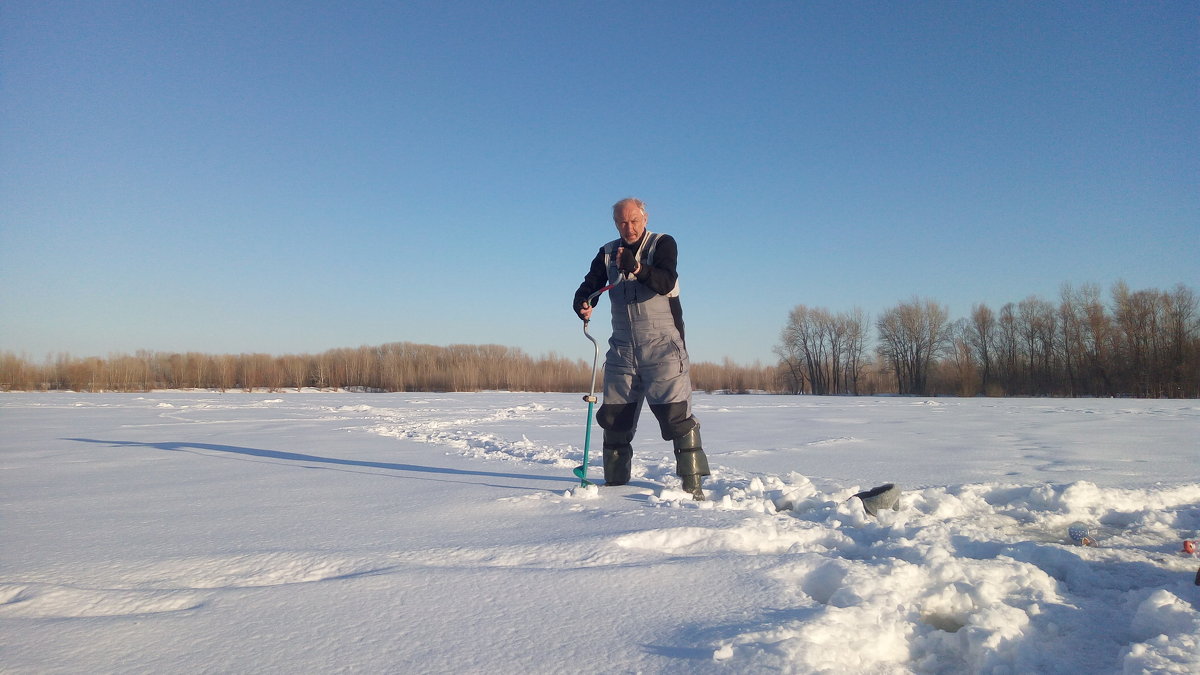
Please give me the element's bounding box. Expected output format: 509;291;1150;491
615;205;644;221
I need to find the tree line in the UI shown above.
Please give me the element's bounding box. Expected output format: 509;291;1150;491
0;344;600;393
0;341;782;395
776;282;1199;398
3;281;1195;398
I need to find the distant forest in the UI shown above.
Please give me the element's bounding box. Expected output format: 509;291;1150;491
2;281;1196;398
776;282;1199;398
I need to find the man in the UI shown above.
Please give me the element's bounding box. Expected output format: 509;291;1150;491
573;197;710;500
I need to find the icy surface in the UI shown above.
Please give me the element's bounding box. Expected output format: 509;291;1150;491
2;392;1198;673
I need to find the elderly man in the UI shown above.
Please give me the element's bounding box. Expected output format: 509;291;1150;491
573;197;710;500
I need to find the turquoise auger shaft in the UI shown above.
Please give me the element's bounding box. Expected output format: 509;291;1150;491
578;398;596;486
573;284;614;486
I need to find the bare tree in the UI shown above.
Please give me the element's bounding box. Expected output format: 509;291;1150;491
1017;296;1058;394
215;354;236;392
1162;284;1200;397
775;306;814;394
965;304;997;395
841;308;870;395
946;319;980;396
876;298;953;395
282;354;310;391
775;305;868;395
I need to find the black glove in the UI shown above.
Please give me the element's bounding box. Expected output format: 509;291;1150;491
617;247;639;274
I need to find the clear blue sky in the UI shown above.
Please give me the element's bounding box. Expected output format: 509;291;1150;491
2;1;1196;365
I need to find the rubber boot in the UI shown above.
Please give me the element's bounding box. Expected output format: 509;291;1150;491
673;427;710;501
602;429;634;486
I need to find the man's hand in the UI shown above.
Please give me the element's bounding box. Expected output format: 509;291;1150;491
579;303;593;321
616;247;640;275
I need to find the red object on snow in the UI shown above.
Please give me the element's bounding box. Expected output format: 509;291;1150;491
1183;540;1197;555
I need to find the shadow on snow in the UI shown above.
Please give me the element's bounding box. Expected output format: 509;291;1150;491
63;437;575;491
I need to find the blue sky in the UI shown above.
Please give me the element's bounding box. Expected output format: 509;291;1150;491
2;1;1196;365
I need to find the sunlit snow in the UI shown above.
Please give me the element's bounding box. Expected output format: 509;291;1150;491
2;392;1198;673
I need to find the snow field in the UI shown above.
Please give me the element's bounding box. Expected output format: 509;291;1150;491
1;392;1197;673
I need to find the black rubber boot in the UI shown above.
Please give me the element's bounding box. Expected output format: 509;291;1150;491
673;427;710;501
602;430;634;486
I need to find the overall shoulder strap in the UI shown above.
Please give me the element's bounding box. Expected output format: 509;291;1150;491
640;232;680;298
602;239;622;284
640;231;661;265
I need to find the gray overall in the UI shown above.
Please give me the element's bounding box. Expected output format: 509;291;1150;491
596;231;709;490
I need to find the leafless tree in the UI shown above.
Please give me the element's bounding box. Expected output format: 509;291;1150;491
876;298;953;395
965;304;997;395
775;305;869;395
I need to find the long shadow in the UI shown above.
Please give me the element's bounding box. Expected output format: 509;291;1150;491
64;438;576;490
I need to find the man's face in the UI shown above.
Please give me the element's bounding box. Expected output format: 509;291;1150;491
614;204;646;244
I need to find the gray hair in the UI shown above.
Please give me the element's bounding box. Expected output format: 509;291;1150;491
611;197;648;220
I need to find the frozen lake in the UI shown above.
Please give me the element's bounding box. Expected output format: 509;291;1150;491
2;392;1198;673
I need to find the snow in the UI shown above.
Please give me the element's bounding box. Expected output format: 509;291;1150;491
2;392;1198;673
